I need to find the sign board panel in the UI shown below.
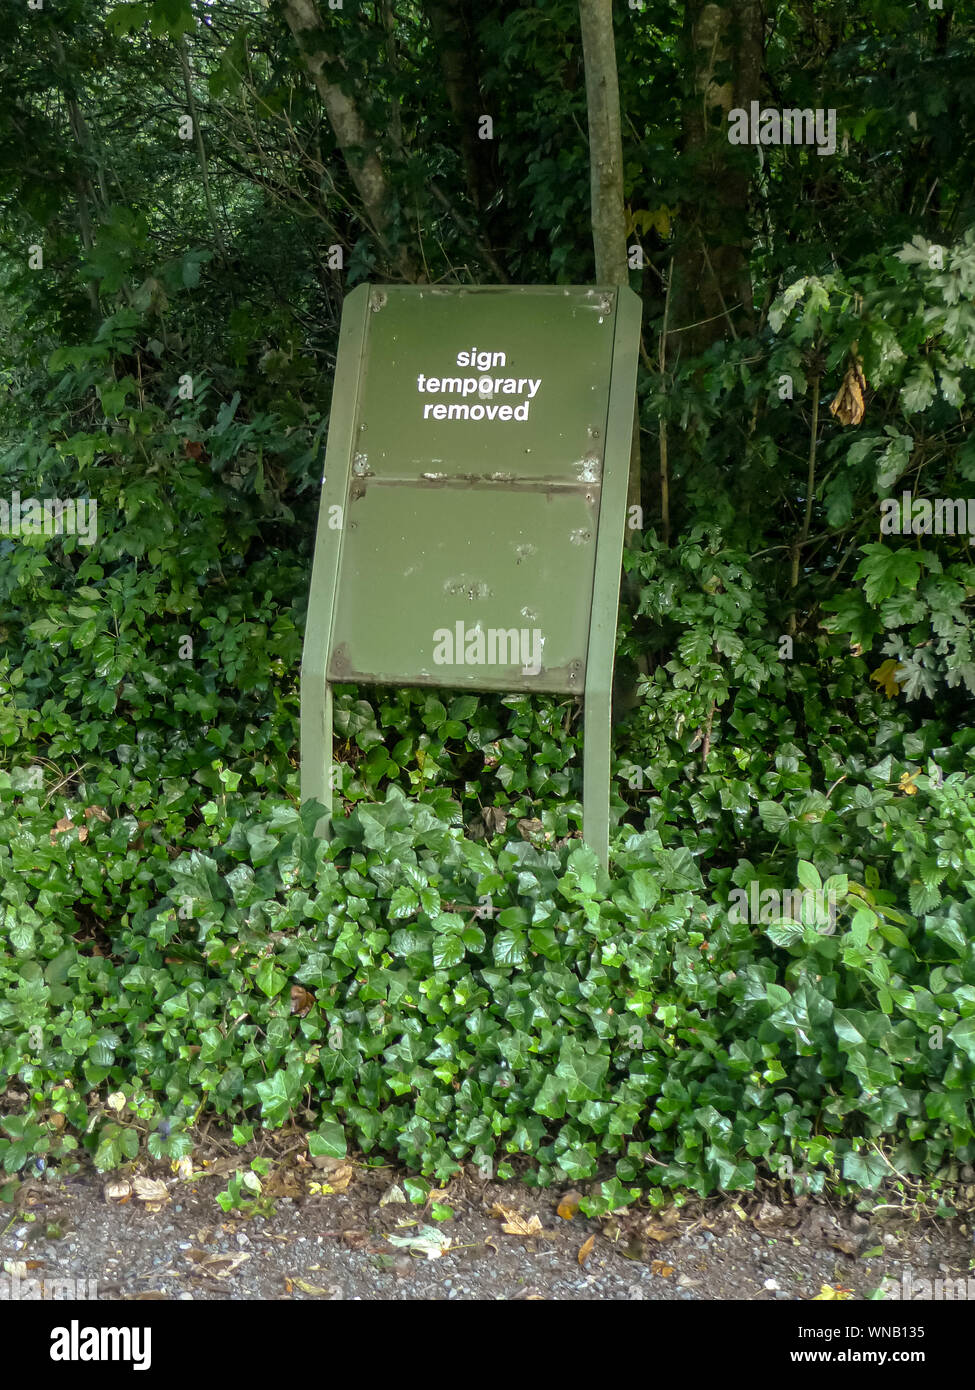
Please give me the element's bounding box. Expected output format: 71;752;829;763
301;284;641;865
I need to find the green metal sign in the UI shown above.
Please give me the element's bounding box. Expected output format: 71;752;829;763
301;284;641;866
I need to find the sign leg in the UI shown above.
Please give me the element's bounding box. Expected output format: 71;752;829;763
320;680;334;839
583;689;611;870
300;674;334;840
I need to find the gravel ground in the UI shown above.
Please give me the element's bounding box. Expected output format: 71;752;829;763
3;1133;973;1302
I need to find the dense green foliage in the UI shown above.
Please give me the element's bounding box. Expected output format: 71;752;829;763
1;0;974;1208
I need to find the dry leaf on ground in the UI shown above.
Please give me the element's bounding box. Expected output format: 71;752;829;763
642;1207;681;1241
198;1252;250;1278
490;1203;543;1237
132;1177;169;1205
386;1225;451;1260
339;1230;371;1250
308;1156;354;1191
286;1277;342;1298
578;1235;595;1267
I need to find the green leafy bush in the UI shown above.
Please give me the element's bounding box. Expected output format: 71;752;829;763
3;743;975;1212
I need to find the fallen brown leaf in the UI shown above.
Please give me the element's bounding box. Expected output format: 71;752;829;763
103;1179;131;1204
578;1234;595;1267
339;1230;371;1250
516;817;546;841
200;1252;250;1278
264;1168;303;1200
290;985;315;1017
132;1177;169;1206
751;1200;787;1229
826;1233;858;1257
651;1259;675;1277
51;817;87;845
490;1203;543;1237
308;1155;354;1191
642;1207;681;1241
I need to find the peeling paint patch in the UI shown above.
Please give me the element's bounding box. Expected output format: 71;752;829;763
575;455;601;483
444;577;493;601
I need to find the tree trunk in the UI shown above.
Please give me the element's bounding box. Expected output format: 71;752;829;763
177;32;227;261
578;0;628;288
668;0;762;360
426;0;495;216
578;0;641;520
579;0;646;719
283;0;418;281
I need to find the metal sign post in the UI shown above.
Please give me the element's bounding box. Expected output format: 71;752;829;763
301;284;641;868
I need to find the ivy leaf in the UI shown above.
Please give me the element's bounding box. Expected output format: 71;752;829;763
841;1151;888;1188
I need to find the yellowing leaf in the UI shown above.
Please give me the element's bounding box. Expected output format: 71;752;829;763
870;659;903;699
289;1277;338;1297
813;1284;853;1301
651;1259;675;1277
557;1190;583;1221
578;1234;595;1266
626;205;672;239
898;770;919;795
